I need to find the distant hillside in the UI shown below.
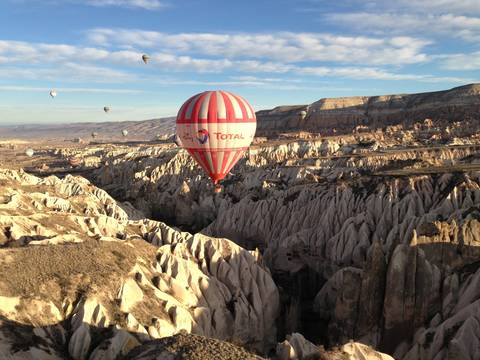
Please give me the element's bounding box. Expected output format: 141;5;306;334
256;83;480;136
2;84;479;141
0;117;176;141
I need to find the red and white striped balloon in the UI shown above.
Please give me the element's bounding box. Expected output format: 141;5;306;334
176;90;257;192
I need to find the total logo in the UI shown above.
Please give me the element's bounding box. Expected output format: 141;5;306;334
196;129;209;144
214;132;245;140
195;129;249;144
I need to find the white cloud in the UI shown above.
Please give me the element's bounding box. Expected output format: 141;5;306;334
296;66;472;82
0;40;139;64
151;76;313;90
149;53;233;73
438;51;480;70
0;63;136;83
396;0;480;15
0;36;472;85
326;12;480;42
306;0;480;15
87;29;430;65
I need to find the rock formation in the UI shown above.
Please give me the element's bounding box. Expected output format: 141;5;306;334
256;84;480;136
79;134;480;359
124;331;265;359
0;169;279;359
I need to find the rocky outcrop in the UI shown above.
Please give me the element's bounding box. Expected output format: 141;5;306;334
200;170;480;355
276;333;395;360
276;332;320;359
401;264;480;360
90;129;480;232
124;331;265;360
0;169;279;359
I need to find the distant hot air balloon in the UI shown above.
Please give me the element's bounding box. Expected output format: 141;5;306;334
298;110;307;120
50;90;57;98
142;54;150;64
69;157;82;168
176;90;257;193
25;148;34;157
122;129;128;137
91;132;98;139
104;106;110;113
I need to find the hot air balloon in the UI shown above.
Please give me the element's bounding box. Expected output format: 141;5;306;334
298;110;307;120
69;157;82;168
50;90;57;98
104;106;110;113
142;54;150;64
176;90;256;193
91;132;98;139
25;148;34;157
122;129;128;137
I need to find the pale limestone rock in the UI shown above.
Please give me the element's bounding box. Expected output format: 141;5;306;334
0;168;280;357
69;323;91;360
117;278;143;313
89;328;141;360
276;333;319;360
342;342;395;360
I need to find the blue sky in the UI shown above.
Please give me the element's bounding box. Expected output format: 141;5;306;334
0;0;479;124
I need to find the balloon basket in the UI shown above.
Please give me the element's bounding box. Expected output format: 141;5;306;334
214;185;222;193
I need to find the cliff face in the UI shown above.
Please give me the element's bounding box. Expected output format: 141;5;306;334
256;84;480;136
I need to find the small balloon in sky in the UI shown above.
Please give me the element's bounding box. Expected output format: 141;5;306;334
142;54;150;64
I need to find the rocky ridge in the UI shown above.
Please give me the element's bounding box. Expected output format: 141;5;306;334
257;83;480;136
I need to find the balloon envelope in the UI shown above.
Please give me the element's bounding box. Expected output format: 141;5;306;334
176;90;256;188
142;54;150;64
104;106;110;113
50;90;57;98
91;132;98;138
25;148;34;157
122;130;128;137
69;157;82;167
